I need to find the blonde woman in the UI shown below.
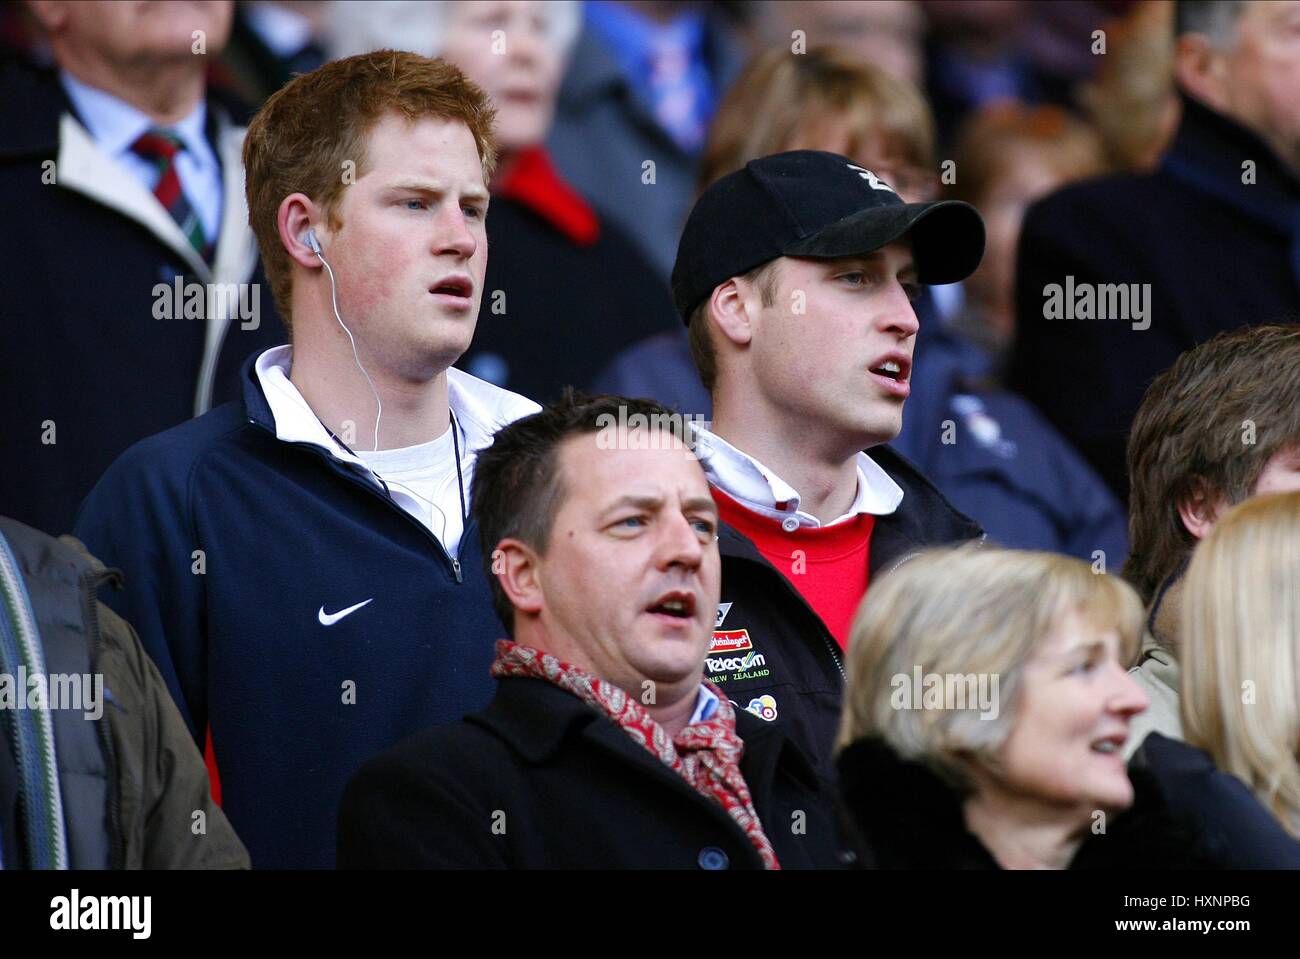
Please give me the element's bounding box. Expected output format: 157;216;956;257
1130;491;1300;868
835;547;1210;869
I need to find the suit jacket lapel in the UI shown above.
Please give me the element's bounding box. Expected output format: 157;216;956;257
56;112;208;278
193;113;260;417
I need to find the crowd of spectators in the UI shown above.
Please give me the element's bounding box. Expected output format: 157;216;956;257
1;0;1298;873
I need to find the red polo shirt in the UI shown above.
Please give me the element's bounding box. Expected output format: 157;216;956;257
712;487;874;650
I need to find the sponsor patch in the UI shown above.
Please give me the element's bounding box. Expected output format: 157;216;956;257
745;695;778;722
714;602;733;629
705;652;765;674
709;629;752;653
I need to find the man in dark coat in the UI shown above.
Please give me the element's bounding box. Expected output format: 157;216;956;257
1008;0;1300;499
546;1;745;277
338;393;849;869
0;1;285;534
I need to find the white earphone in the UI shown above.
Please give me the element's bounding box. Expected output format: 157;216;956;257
303;228;382;451
300;227;470;538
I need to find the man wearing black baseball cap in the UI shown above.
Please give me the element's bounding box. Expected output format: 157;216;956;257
674;150;986;775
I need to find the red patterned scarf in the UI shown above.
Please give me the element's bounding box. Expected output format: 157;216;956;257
491;640;781;870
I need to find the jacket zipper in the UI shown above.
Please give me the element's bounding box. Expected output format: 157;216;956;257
81;568;125;870
300;443;466;583
820;630;847;684
256;426;467;583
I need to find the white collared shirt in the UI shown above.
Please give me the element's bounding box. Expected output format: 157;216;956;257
254;345;540;557
689;424;902;530
688;683;720;725
59;69;222;243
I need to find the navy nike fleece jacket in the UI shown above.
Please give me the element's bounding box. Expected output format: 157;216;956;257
75;356;536;868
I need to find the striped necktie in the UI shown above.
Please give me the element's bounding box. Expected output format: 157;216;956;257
130;128;210;258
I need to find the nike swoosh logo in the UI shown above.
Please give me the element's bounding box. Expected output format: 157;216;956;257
318;599;374;626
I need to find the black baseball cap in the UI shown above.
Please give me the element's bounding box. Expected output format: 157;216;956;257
671;150;986;322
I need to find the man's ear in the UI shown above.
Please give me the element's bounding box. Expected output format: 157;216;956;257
493;538;545;617
1176;479;1227;540
277;192;325;269
1173;33;1231;113
709;278;754;348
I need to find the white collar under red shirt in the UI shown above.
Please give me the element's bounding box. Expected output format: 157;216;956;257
690;424;903;530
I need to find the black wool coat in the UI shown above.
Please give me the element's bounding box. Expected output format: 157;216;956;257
338;677;853;870
1007;95;1300;501
0;60;286;534
1131;732;1300;869
835;736;1216;869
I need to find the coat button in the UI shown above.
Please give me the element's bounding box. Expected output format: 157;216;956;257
781;517;799;532
698;847;729;870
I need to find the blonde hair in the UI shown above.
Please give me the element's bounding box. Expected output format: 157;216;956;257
1180;491;1300;838
698;45;935;192
837;547;1144;789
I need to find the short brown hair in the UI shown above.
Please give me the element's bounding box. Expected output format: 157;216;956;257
1123;324;1300;604
687;260;779;393
243;50;497;333
472;391;686;635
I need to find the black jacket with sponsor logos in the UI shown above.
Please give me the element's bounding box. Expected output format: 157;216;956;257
337;677;852;869
708;445;983;778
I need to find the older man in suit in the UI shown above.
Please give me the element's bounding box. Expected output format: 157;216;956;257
0;0;284;534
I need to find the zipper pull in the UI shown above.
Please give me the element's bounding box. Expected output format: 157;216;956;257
451;557;463;583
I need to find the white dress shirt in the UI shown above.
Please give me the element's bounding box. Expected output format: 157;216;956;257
59;69;222;244
690;424;903;531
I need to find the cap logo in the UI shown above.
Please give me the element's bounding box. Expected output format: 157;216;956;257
846;163;895;194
